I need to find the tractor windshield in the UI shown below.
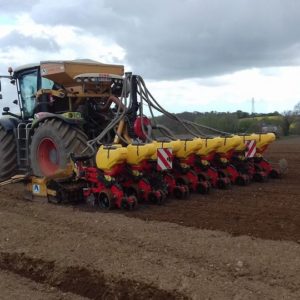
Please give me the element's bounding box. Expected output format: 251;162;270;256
19;69;38;118
18;69;54;118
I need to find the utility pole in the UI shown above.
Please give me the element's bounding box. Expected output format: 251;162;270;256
251;97;255;115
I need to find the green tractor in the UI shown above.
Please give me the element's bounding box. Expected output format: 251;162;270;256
0;59;131;181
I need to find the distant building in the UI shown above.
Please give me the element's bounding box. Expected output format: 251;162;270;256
261;124;281;136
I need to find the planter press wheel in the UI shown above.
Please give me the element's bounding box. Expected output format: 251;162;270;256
98;191;114;210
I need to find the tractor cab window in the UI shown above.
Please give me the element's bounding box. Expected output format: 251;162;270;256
19;69;38;118
41;77;54;89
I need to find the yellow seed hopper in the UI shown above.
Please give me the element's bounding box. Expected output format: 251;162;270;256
96;145;128;171
126;143;157;165
216;135;243;154
197;137;223;156
150;140;182;160
175;138;203;159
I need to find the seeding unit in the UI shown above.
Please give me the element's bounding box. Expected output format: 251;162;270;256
0;60;281;209
68;132;280;210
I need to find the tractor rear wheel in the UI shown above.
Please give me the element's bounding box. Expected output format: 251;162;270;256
0;125;17;181
30;119;88;177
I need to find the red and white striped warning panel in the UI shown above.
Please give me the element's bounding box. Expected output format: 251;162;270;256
157;148;173;170
245;140;256;158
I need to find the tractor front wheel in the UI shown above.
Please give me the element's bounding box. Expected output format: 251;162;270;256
30;119;88;177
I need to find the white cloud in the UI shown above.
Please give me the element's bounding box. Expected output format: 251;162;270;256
146;67;300;114
0;14;126;66
0;14;126;111
1;11;300;115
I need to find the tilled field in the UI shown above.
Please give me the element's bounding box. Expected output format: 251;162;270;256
0;137;299;299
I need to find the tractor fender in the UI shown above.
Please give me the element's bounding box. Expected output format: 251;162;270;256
0;117;20;132
30;113;83;133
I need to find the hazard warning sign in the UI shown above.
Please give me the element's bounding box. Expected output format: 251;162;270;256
245;140;256;158
157;148;173;170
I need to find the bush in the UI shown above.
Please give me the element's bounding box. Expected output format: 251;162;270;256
290;121;300;135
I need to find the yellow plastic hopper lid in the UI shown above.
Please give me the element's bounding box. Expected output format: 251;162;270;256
197;137;223;156
216;135;243;154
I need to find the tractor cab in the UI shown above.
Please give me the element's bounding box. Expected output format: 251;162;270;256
12;64;55;119
9;60;125;120
0;63;56;120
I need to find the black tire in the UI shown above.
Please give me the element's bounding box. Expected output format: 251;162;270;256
0;125;17;181
269;169;280;179
30;119;88;176
197;181;210;194
253;172;265;182
236;175;246;186
173;187;184;199
98;192;114;210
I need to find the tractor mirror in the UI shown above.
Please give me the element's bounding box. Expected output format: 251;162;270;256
3;107;10;112
13;99;18;105
0;94;2;100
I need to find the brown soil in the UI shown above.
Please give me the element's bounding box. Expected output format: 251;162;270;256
123;136;300;242
0;136;299;299
0;269;86;300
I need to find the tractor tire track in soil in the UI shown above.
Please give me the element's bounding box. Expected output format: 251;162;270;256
0;269;86;300
0;252;182;300
0;191;300;299
0;136;299;299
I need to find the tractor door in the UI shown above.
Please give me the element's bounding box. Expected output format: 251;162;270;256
17;67;56;119
18;68;39;119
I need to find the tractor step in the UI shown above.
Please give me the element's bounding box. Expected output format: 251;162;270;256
16;122;32;172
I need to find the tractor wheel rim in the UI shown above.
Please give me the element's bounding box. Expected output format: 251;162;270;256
37;138;59;176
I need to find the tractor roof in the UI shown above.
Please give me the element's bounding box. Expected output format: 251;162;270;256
13;59;117;74
14;63;40;73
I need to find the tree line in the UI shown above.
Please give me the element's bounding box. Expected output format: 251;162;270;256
153;102;300;136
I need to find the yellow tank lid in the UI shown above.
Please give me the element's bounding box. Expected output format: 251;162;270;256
126;143;156;165
175;138;203;159
151;140;182;160
256;133;276;151
96;145;127;171
197;137;223;156
216;135;243;154
235;134;260;151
